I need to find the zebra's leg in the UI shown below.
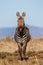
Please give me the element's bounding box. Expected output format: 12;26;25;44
22;42;27;60
17;43;23;60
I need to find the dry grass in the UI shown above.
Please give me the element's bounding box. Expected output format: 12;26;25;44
0;51;43;65
0;36;43;65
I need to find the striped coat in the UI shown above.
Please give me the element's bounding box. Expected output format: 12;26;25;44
14;26;31;59
14;26;31;42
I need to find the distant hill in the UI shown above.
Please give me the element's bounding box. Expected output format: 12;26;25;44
26;25;43;37
0;25;43;38
0;27;15;38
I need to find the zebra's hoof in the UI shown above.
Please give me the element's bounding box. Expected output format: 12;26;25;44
23;57;28;60
21;58;23;61
18;57;23;61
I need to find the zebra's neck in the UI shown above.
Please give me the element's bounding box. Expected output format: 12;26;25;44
18;26;24;33
17;27;25;38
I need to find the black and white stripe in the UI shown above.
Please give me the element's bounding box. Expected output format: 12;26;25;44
14;26;31;60
14;26;31;44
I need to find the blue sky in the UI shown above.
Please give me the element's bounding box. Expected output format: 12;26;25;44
0;0;43;28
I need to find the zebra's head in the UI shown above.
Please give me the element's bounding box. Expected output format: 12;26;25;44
16;12;26;32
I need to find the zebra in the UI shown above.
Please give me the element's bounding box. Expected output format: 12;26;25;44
14;12;31;60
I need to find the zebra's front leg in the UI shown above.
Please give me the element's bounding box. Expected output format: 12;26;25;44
17;43;23;60
22;42;27;60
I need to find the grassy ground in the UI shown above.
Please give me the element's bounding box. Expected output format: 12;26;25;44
0;51;43;65
0;37;43;65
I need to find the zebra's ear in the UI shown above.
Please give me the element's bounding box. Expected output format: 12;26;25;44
22;12;26;18
16;12;20;17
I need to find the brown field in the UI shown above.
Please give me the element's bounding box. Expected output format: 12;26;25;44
0;36;43;65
